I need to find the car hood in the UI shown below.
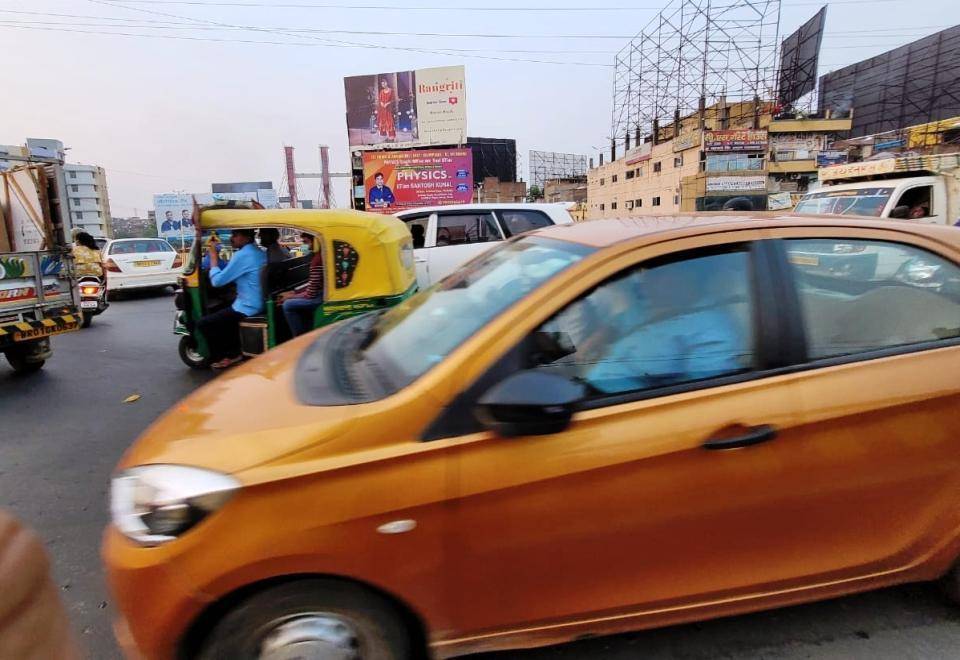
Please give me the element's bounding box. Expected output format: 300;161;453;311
118;331;357;476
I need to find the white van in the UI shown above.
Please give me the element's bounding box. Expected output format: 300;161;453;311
394;203;575;287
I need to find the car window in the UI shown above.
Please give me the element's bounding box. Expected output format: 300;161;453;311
785;238;960;360
498;210;554;237
529;248;755;396
110;240;172;255
435;212;501;246
400;214;429;249
793;188;893;217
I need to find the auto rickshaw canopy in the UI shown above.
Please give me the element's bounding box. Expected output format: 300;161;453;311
198;207;416;303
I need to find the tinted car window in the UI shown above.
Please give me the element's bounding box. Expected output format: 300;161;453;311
400;214;429;248
436;213;501;246
110;240;173;255
498;210;553;237
531;248;754;396
785;238;960;359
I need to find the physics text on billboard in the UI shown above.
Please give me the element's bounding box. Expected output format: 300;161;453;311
345;66;466;150
362;148;473;213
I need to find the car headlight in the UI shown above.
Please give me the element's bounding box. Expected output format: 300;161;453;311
110;465;239;546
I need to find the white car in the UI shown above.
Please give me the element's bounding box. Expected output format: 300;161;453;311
394;203;575;287
102;238;183;293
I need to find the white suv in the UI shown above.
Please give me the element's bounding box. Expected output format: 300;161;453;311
394;203;574;287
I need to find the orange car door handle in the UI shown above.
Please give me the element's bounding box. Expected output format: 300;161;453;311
702;425;777;450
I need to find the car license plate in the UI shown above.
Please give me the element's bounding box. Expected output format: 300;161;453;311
80;300;98;309
134;260;161;267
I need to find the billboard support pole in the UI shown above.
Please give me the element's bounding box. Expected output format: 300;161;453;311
284;146;298;209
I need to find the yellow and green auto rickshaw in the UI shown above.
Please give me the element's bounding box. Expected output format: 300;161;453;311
174;205;417;369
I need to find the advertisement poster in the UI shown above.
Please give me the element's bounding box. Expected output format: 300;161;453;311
673;131;702;152
767;191;795;210
816;150;848;167
704;129;768;152
362;148;473;213
345;65;466;149
153;190;279;246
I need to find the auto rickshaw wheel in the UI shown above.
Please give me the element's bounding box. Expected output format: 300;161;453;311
197;579;415;660
5;351;45;374
178;336;210;370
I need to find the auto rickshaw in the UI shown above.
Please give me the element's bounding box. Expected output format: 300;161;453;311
174;205;417;369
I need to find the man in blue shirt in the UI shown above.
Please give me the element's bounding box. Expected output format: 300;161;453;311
195;228;267;369
368;173;395;209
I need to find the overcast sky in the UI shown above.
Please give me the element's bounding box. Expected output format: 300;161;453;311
1;0;957;215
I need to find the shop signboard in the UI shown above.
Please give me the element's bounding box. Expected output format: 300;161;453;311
706;175;768;192
767;191;795;210
704;129;768;152
361;148;473;214
673;131;702;152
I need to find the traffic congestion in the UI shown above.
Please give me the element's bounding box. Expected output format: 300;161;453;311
4;1;960;659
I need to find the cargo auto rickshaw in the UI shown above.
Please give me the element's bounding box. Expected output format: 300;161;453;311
174;206;417;369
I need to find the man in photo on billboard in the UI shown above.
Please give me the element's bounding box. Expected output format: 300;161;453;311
196;229;266;369
160;210;180;234
180;208;194;229
368;172;395;209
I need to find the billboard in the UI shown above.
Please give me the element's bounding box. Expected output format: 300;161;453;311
153;190;279;245
345;66;466;149
704;130;768;152
706;175;767;192
819;25;960;137
361;148;473;214
777;7;827;105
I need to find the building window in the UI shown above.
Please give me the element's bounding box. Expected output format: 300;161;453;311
674;155;683;168
705;153;765;172
93;185;98;192
69;171;77;179
626;200;634;210
600;178;605;186
96;211;101;218
653;196;661;206
637;167;644;177
653;162;662;174
674;194;680;205
625;170;635;180
600;203;605;211
635;199;643;207
612;175;618;183
611;201;618;210
74;212;81;220
71;185;78;192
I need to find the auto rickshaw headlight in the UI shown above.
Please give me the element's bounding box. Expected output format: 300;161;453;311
110;465;239;546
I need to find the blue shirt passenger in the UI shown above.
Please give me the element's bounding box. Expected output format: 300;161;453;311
209;242;267;316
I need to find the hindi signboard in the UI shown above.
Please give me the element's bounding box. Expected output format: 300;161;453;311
362;148;473;213
704;129;768;152
706;175;768;192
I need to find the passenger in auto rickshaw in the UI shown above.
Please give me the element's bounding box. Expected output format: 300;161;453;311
278;234;325;336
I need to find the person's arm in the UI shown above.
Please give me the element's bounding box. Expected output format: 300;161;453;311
209;246;249;288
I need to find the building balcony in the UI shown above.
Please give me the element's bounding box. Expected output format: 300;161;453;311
767;160;817;174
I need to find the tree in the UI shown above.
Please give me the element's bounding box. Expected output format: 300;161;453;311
527;185;543;202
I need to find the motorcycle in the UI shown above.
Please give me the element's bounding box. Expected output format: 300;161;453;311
78;275;108;328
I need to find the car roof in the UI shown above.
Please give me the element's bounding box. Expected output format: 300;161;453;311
395;203;569;215
106;237;170;243
528;213;960;249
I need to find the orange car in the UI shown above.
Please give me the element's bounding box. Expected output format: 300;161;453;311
104;215;960;659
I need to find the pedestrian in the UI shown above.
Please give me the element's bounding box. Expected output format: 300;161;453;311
196;228;266;369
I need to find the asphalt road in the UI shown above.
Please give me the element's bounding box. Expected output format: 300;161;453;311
3;293;960;659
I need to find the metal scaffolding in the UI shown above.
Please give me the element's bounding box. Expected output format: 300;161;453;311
611;0;781;150
529;151;589;192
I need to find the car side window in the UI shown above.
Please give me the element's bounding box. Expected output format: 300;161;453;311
435;213;502;246
785;238;960;360
498;210;553;237
529;247;755;397
401;214;429;249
